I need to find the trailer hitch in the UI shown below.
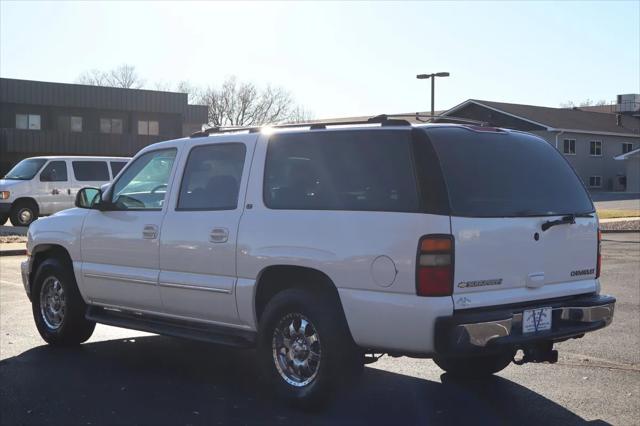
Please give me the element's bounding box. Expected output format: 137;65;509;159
513;342;558;365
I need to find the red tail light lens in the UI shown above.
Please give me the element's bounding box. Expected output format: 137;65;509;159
417;235;454;296
596;228;602;278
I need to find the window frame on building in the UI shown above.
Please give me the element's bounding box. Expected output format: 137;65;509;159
589;176;602;188
16;114;41;130
100;118;124;134
589;140;602;157
563;139;576;155
137;120;160;136
622;143;634;154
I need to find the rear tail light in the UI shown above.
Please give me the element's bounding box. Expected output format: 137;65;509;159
416;235;454;296
596;228;602;278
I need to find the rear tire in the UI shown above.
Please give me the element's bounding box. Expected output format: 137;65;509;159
433;351;513;378
32;258;95;346
10;200;38;227
0;214;7;226
257;288;358;407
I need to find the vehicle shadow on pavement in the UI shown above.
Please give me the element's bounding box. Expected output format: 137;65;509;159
0;335;609;426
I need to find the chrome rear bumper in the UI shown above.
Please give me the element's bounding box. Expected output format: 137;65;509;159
435;294;615;355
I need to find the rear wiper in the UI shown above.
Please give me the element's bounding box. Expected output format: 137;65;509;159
541;213;593;231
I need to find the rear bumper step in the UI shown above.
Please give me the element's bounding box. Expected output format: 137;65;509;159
435;294;615;356
86;306;256;348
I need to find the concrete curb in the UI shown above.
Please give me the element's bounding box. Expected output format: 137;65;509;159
0;249;27;256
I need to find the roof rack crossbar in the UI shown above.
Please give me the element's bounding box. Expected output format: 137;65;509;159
383;113;491;126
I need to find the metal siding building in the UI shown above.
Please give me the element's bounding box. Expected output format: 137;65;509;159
0;78;208;175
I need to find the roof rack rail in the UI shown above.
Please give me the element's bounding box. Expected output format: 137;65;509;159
190;115;412;138
384;113;491;126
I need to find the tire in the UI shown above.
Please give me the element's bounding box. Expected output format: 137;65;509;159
10;200;38;227
433;351;514;379
32;257;95;346
0;214;8;226
257;288;358;407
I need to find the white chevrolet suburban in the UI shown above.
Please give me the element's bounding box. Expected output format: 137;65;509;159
21;116;615;404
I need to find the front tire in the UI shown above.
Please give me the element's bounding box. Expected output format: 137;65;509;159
32;258;95;346
257;288;358;406
0;214;8;226
10;200;38;227
433;351;514;379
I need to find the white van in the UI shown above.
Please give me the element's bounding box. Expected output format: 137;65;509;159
0;156;129;226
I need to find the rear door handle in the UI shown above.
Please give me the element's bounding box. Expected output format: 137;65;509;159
209;227;229;243
142;224;158;240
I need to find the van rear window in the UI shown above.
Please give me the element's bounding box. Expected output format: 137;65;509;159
423;127;594;217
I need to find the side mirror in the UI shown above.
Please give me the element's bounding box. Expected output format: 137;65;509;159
75;187;102;209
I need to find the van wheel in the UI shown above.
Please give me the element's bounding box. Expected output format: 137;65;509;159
0;214;7;226
257;288;357;407
32;258;95;346
433;351;514;378
10;200;38;226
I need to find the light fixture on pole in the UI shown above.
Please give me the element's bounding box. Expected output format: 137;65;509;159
416;72;450;118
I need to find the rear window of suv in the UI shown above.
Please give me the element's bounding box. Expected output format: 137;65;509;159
422;127;594;217
264;130;420;212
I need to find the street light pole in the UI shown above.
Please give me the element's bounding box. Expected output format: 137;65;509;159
416;72;450;118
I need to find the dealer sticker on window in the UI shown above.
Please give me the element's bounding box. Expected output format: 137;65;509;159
522;307;552;334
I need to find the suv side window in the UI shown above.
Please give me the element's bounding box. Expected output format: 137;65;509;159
264;130;419;212
72;161;110;181
40;161;68;182
110;149;177;210
177;143;246;211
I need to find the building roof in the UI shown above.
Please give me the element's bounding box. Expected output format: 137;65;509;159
444;99;640;137
614;147;640;160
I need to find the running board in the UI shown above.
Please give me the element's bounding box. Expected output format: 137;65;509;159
86;306;256;348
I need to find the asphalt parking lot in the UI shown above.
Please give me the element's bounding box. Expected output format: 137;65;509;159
0;233;638;425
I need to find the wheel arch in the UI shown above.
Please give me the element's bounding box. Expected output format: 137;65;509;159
12;196;40;212
253;265;351;333
30;243;74;295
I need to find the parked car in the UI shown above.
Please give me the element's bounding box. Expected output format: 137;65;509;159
21;117;615;405
0;156;129;226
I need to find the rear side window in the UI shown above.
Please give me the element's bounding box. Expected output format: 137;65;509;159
40;161;68;182
423;128;594;217
264;130;419;212
177;143;246;211
72;161;110;181
110;161;127;177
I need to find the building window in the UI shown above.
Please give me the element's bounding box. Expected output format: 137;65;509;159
589;176;602;188
101;118;123;134
563;139;576;155
138;120;159;136
622;143;634;154
589;141;602;156
58;116;83;132
16;114;41;130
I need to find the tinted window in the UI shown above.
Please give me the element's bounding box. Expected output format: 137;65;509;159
110;161;127;177
264;130;419;212
424;128;594;217
178;144;246;211
72;161;110;181
111;149;176;210
40;161;68;182
4;158;47;180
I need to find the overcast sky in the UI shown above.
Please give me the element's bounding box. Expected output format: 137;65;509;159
1;1;638;118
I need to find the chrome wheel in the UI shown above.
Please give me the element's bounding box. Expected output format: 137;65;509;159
39;276;66;330
19;208;33;224
272;313;322;387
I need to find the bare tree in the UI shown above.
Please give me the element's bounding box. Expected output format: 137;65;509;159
193;76;311;127
76;64;144;89
561;99;611;108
